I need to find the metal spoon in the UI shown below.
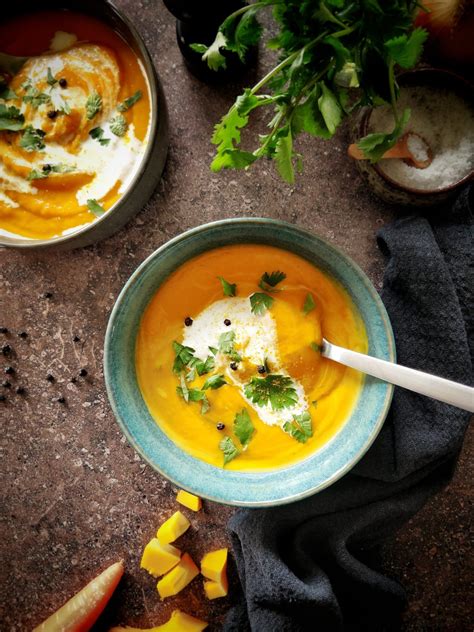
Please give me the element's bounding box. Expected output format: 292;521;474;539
322;338;474;413
0;52;29;77
348;132;433;169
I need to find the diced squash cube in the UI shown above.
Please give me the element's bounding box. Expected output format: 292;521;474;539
176;490;202;512
109;608;208;631
200;548;228;583
140;538;181;577
157;511;190;544
157;553;199;599
203;577;228;600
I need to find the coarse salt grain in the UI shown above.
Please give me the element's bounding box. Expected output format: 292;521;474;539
369;86;474;191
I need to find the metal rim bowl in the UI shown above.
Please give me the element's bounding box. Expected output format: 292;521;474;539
0;0;168;250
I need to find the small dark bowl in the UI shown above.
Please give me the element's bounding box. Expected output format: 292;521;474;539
1;0;168;250
352;68;474;208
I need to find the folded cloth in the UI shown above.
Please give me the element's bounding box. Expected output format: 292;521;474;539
224;185;473;632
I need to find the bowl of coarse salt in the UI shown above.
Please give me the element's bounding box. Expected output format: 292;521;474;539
353;68;474;207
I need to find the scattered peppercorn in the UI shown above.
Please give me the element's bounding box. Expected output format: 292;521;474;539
230;361;238;371
18;332;28;339
57;396;66;404
46;374;55;383
0;327;8;334
79;368;88;377
216;422;225;430
43;291;53;299
184;316;193;327
224;319;231;326
42;164;52;173
0;395;5;402
2;345;12;356
73;335;81;342
2;381;11;388
59;78;67;88
4;366;14;375
16;387;26;395
47;110;58;120
257;365;266;374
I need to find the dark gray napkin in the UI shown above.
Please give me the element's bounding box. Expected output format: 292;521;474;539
224;186;473;632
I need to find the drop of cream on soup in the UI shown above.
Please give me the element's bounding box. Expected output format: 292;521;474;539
181;297;309;428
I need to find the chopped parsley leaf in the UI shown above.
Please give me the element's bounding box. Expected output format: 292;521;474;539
303;293;316;315
0;104;24;131
250;292;274;315
22;84;51;109
47;67;58;87
173;341;196;373
218;330;241;361
244;374;298;411
219;436;240;465
234;408;254;448
258;270;286;292
283;411;313;443
86;199;106;217
117;90;142;112
86;91;102;120
310;341;321;353
89;127;110;146
110;114;127;137
209;346;218;356
19;126;46;152
202;374;227;390
0;85;17;100
218;276;237;297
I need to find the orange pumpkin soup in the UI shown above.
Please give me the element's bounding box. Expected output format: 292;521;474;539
136;244;368;471
0;11;151;240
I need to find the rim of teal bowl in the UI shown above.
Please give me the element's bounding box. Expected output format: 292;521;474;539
104;218;395;507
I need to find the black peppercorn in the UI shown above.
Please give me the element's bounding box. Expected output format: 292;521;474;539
57;396;66;404
16;386;26;395
43;291;53;299
0;327;8;334
0;394;5;402
18;331;28;339
224;318;231;326
59;78;67;88
184;316;193;326
47;110;58;120
46;374;55;383
73;335;80;342
2;344;12;356
42;164;52;173
230;361;238;371
79;368;88;377
216;422;225;430
257;365;266;374
2;381;11;388
4;366;14;375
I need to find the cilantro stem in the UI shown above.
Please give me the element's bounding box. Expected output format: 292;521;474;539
331;23;359;39
222;0;276;24
388;59;399;124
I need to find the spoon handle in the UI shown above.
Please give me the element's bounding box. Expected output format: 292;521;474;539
322;339;474;413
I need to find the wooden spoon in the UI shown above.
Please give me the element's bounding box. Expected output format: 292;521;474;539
348;132;433;169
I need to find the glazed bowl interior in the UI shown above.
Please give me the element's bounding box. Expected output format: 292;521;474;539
0;0;162;250
104;219;395;507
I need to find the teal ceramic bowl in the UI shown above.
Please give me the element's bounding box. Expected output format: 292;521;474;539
104;219;395;507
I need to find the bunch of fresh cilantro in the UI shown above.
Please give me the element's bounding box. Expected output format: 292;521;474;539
192;0;428;183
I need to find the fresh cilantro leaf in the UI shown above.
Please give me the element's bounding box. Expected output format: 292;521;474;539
292;88;333;140
192;355;215;376
235;89;276;117
57;99;71;115
219;436;240;465
27;163;74;180
385;28;428;69
23;84;51;109
201;31;228;71
211;148;257;172
172;341;196;373
190;43;208;54
177;373;189;402
0;104;24;131
117;90;142;112
310;341;321;352
200;395;210;414
303;293;316;315
27;169;48;181
357;108;411;162
0;85;17;100
89;127;110;146
86;91;102;120
222;5;262;62
47;67;58;87
209;346;218;356
274;127;295;183
283;411;313;443
177;383;209;413
259;270;286;292
87;199;106;217
234;408;254;448
334;61;359;88
318;82;342;135
110;114;127;137
218;330;236;355
250;292;274;315
244;374;298;411
211;106;248;154
218;276;236;297
19;126;45;152
202;374;227;390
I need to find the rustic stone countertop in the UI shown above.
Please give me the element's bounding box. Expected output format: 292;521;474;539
0;2;472;630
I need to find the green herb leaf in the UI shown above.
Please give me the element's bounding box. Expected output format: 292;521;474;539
244;374;298;411
274;127;295;184
0;85;17;100
219;436;240;465
218;276;237;297
250;292;274;315
218;330;241;362
0;103;24;131
178;385;210;413
283;411;313;443
86;91;102;120
47;67;58;87
19;126;45;152
259;270;286;292
357;108;411;162
172;341;196;373
303;293;316;315
23;84;51;109
385;28;428;69
310;341;321;352
110;114;127;137
190;43;208;54
200;31;228;71
117;90;142;112
318;82;342;135
89;127;110;146
234;408;254;448
27;163;74;180
86;198;106;217
209;346;218;356
193;355;215;376
177;373;189;402
27;169;48;181
202;374;227;390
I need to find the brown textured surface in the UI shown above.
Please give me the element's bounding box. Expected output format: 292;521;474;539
0;2;472;630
